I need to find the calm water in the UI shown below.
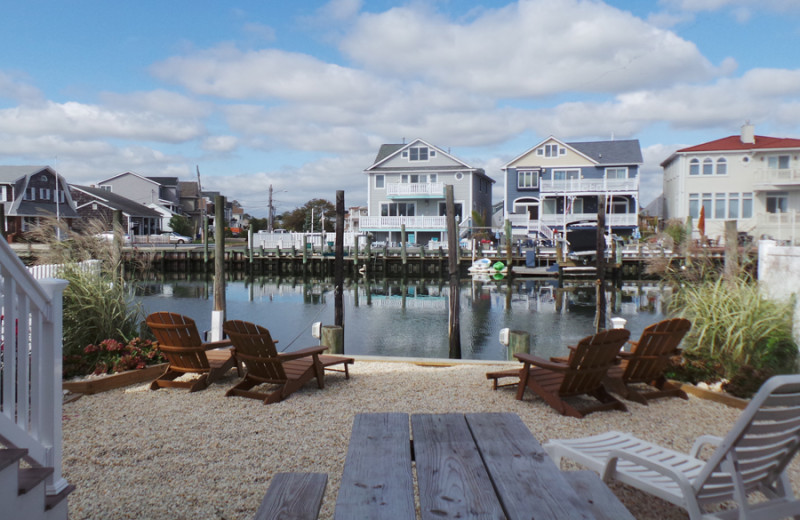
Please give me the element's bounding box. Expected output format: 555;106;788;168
134;276;669;361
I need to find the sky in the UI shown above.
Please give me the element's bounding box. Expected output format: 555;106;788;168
2;0;800;218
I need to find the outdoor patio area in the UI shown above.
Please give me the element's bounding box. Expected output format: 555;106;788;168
61;360;788;520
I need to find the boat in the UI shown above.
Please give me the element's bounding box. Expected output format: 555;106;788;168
468;258;508;274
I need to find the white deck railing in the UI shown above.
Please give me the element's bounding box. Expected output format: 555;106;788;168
0;237;69;496
359;216;448;230
26;259;100;280
540;178;638;194
386;182;445;198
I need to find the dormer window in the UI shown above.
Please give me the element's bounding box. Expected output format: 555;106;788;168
409;146;429;161
537;144;564;157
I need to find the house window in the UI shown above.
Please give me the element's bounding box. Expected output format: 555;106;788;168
381;202;415;216
429;174;437;183
100;185;111;191
544;144;559;157
728;193;739;219
551;169;579;180
702;158;713;175
768;155;790;170
702;193;712;216
409;147;429;161
689;193;699;219
610;199;628;214
716;158;727;175
542;199;556;215
742;193;752;218
572;198;584;214
766;192;789;213
402;174;423;183
26;188;35;200
715;193;725;219
606;167;628;179
40;188;51;200
518;170;537;189
689;158;700;175
437;202;463;221
375;175;384;189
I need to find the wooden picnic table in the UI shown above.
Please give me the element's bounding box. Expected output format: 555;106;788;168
334;412;634;520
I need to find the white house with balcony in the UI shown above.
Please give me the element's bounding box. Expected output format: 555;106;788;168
362;139;494;245
661;123;800;245
502;137;643;242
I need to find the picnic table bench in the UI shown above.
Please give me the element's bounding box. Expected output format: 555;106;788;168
334;412;634;519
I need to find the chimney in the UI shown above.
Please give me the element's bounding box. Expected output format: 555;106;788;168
741;121;755;144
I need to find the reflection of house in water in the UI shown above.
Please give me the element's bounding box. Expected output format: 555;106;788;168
365;283;448;309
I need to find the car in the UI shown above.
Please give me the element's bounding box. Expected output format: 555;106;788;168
161;231;192;244
96;231;131;244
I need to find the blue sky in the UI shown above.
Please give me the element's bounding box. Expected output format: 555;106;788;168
2;0;800;217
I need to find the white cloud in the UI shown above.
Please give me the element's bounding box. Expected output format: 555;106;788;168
339;0;717;97
150;45;393;109
202;135;238;153
0;100;205;142
0;71;44;105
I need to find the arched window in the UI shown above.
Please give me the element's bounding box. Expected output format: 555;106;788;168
689;158;700;175
702;158;713;175
716;158;727;175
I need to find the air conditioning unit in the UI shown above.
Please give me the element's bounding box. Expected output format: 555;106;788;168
311;322;322;339
499;328;510;346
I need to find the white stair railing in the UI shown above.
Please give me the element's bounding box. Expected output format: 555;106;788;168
0;236;69;496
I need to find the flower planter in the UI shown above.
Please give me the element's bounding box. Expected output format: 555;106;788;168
63;363;167;395
676;381;748;409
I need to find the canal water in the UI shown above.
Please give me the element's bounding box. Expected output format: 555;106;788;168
134;276;669;361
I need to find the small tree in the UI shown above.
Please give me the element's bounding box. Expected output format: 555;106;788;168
169;215;193;237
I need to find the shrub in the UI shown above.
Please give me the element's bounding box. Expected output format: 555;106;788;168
668;273;797;396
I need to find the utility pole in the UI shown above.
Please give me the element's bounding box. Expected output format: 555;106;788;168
196;165;205;240
268;184;274;232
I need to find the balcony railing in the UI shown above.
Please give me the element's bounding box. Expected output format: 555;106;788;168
540;178;638;194
386;182;445;198
0;237;70;496
756;210;799;244
753;168;800;187
360;216;448;230
540;212;638;228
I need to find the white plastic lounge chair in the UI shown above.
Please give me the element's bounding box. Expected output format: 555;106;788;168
545;375;800;520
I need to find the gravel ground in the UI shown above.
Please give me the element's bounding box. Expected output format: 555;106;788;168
62;360;796;520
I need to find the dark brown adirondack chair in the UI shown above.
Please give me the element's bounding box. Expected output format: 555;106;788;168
146;312;237;392
604;318;691;405
223;320;353;404
514;329;630;418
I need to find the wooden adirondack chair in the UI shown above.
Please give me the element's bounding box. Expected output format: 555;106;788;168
545;375;800;520
514;329;630;418
223;320;353;404
146;312;237;392
604;318;691;405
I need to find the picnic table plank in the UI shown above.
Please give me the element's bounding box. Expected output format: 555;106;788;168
411;414;505;520
254;472;327;520
562;471;635;520
334;413;415;520
465;413;596;520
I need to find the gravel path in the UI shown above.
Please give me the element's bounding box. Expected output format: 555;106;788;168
62;360;795;520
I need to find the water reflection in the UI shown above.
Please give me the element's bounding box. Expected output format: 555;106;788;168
133;275;670;361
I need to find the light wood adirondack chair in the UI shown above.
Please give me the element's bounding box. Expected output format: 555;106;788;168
604;317;691;404
223;320;353;404
545;375;800;520
146;312;237;392
514;329;631;418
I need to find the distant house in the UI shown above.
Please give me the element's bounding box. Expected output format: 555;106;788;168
69;185;162;236
362;139;495;245
502;137;643;242
0;165;79;237
661;123;800;244
178;180;206;235
97;172;182;213
346;206;368;233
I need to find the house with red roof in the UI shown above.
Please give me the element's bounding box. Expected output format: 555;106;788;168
661;123;800;244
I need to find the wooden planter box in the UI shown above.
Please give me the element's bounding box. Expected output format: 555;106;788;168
63;363;167;395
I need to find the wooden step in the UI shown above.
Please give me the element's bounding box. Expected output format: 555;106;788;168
0;448;27;472
45;484;76;511
18;466;53;494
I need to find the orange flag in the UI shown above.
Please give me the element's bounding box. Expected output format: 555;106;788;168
698;205;706;238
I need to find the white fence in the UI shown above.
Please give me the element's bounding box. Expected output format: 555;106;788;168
758;240;800;345
0;237;70;496
26;259;100;280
